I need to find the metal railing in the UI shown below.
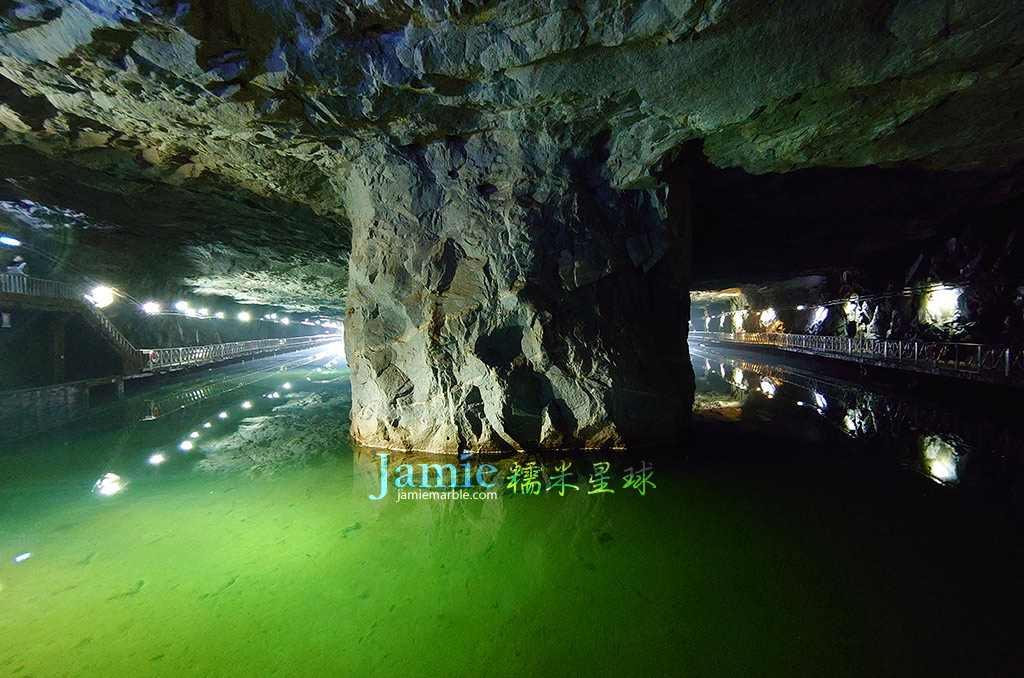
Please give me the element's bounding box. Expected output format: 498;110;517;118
3;273;341;374
0;273;77;299
81;300;139;356
689;331;1024;381
138;335;340;372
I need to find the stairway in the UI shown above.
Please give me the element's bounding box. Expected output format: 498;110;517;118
1;273;142;373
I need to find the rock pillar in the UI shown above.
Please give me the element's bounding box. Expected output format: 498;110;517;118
344;133;693;453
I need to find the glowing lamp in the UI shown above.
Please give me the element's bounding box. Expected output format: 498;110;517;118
85;286;115;309
924;286;961;323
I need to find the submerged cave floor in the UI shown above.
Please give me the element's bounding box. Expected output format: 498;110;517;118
0;350;1022;676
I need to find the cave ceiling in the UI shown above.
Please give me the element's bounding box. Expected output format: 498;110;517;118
1;0;1023;306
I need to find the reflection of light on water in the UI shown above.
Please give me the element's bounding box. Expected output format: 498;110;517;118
704;359;711;373
813;391;827;410
843;409;861;433
732;368;744;387
719;364;726;379
94;473;125;496
760;378;776;398
922;435;959;483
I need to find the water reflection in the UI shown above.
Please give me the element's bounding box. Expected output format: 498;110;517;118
1;346;1023;675
692;346;1022;488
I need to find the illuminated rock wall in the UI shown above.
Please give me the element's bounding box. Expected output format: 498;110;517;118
344;134;693;452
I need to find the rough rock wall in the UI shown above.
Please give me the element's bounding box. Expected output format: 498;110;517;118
3;0;1024;450
344;132;692;452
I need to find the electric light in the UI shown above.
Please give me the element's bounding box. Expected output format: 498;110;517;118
94;472;125;496
13;552;31;563
218;411;228;419
241;401;252;409
84;285;115;308
759;308;776;326
203;422;212;428
189;431;199;439
237;311;252;322
760;378;776;397
813;391;828;410
813;306;829;324
796;305;806;310
280;317;290;325
148;453;167;466
215;311;225;319
924;286;961;323
0;235;21;247
282;382;291;389
141;301;161;315
178;440;193;451
198;308;209;317
174;300;188;312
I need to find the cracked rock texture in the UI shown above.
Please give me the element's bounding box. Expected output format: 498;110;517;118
2;1;1024;448
345;133;691;451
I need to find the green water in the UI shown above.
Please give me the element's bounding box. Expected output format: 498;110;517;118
1;347;1022;676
